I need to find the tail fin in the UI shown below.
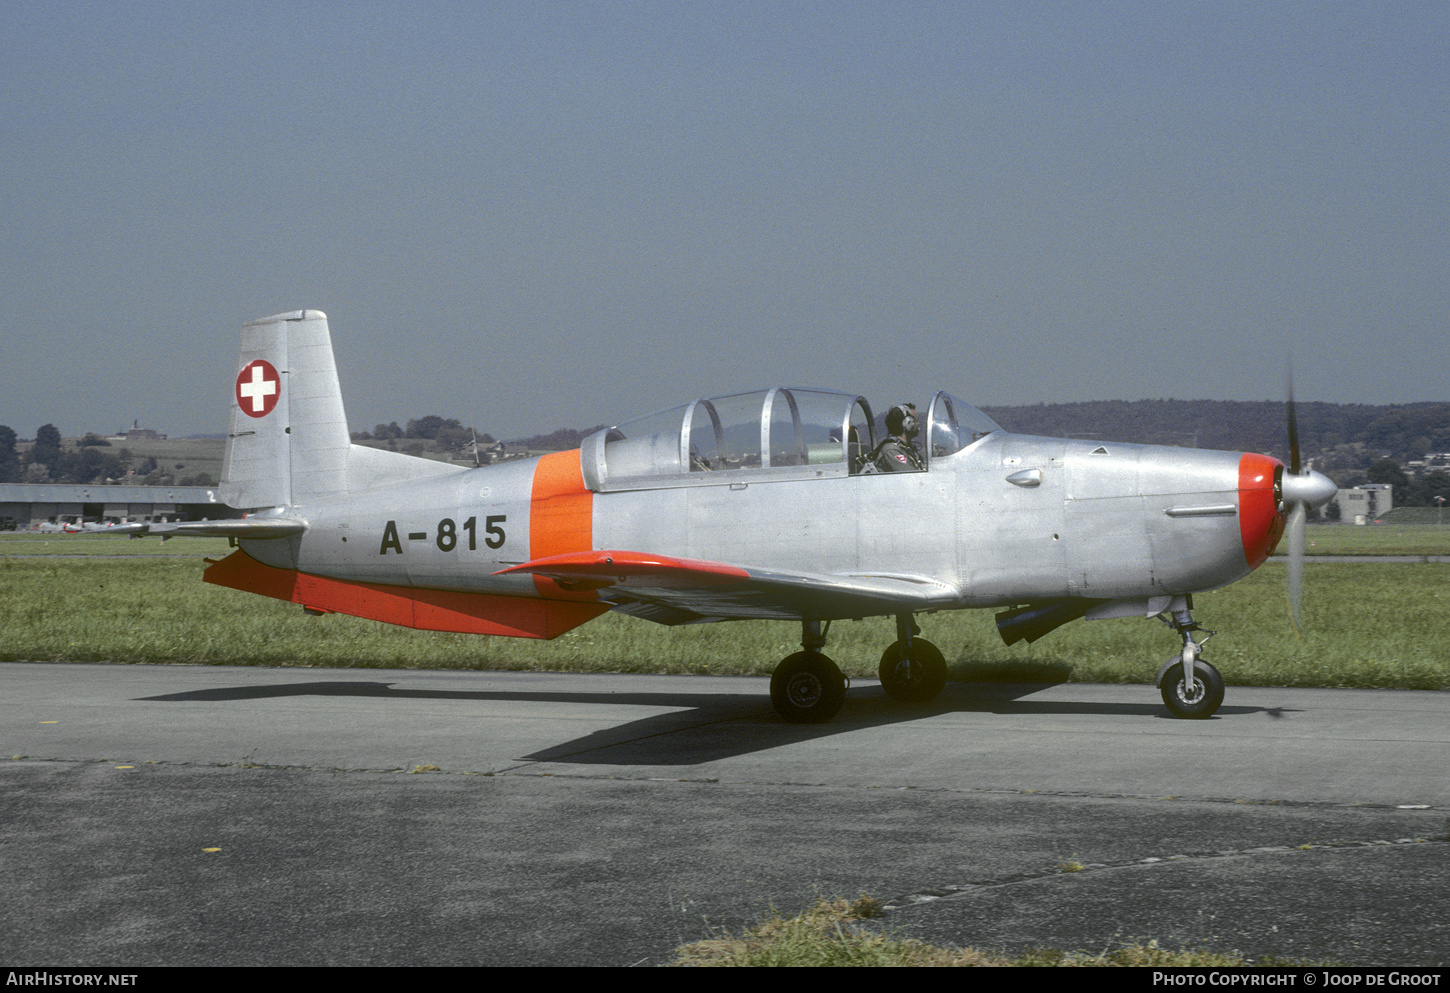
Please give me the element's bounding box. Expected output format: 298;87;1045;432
221;310;463;510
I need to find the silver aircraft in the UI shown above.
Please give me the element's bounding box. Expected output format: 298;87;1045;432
116;310;1337;724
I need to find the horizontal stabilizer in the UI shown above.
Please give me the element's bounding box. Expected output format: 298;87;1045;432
205;550;607;638
81;519;307;540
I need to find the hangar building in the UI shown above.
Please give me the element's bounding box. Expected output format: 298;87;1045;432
0;483;237;529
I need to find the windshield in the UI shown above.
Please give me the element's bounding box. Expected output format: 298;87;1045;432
926;391;1002;461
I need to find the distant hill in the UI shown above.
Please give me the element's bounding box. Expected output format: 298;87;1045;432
3;435;225;486
506;399;1449;487
505;425;610;452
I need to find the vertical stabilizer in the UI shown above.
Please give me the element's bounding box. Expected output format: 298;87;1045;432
221;309;465;510
221;310;349;509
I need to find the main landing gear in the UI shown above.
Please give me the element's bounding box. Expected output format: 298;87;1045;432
769;620;847;724
770;614;948;724
878;613;947;704
1155;598;1223;719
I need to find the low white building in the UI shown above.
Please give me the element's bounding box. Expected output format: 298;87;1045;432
1334;483;1393;523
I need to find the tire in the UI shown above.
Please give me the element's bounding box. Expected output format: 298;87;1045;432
1160;660;1224;719
878;639;948;704
770;651;846;724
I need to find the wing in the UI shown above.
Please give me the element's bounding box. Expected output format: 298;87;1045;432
494;550;961;624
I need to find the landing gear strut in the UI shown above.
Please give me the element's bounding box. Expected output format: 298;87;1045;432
769;619;846;724
1156;598;1223;719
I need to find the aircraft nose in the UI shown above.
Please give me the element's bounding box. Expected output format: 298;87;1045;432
1281;468;1338;509
1238;453;1286;569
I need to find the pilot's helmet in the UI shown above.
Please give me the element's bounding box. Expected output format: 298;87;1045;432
886;404;918;439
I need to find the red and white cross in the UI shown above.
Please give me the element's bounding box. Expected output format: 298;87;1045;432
236;360;280;418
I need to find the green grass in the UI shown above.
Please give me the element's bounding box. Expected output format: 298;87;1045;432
671;895;1313;967
2;549;1446;690
0;534;235;557
1281;519;1450;556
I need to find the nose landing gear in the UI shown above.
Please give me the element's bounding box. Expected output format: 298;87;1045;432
1156;600;1223;719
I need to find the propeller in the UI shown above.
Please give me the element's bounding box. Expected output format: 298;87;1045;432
1279;369;1339;636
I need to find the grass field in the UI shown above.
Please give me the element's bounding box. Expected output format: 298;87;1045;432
79;436;226;483
0;534;234;557
3;537;1445;690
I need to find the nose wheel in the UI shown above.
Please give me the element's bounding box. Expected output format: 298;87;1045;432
1160;658;1224;718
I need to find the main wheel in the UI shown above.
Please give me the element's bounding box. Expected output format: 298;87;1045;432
1160;660;1224;719
770;651;846;724
878;639;948;704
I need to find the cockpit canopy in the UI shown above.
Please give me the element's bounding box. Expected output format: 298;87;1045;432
580;388;1001;492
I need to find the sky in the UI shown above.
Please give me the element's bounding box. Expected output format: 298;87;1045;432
2;1;1446;441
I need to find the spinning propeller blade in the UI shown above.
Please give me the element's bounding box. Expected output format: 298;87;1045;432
1287;500;1306;637
1278;368;1338;637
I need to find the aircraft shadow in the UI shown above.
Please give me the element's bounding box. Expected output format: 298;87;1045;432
137;679;1294;767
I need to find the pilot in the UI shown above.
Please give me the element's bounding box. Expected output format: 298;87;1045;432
869;404;924;473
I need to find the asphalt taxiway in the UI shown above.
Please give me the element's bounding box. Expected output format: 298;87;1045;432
3;662;1447;966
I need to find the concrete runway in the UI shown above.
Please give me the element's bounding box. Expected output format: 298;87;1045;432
3;661;1447;966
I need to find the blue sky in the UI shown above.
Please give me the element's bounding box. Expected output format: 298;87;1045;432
2;1;1446;440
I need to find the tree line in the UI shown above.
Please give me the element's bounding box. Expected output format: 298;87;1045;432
6;399;1447;502
353;416;495;449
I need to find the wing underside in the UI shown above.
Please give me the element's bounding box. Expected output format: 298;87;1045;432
495;550;962;624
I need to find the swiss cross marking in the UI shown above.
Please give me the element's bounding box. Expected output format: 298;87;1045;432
236;360;281;418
